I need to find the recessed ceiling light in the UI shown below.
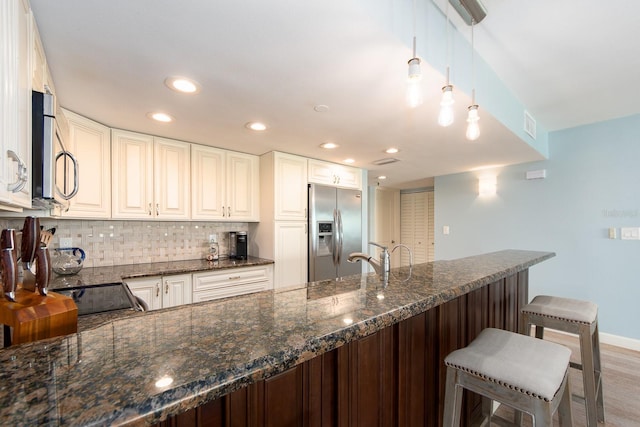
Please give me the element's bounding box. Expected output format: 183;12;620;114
385;147;399;154
344;158;355;164
377;175;387;180
245;122;267;131
147;112;174;123
314;104;330;113
320;142;339;149
164;76;201;94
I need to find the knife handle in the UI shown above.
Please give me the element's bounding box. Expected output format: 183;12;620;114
0;229;17;261
20;217;40;264
1;248;17;302
35;244;51;296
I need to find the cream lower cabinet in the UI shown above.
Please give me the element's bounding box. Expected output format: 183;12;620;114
273;221;307;288
192;265;273;303
191;145;259;221
112;129;190;220
125;274;192;311
57;109;111;218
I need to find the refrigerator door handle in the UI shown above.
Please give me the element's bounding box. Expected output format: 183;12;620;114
336;209;344;265
332;208;339;266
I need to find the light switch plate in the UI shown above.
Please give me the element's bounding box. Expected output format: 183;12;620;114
59;237;73;247
620;227;640;240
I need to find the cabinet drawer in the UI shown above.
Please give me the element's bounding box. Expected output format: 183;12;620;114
192;265;273;302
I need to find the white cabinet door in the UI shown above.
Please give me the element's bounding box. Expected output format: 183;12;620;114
226;151;259;221
112;130;190;220
111;129;154;219
274;221;307;288
0;0;32;208
126;276;162;311
308;159;361;190
274;153;307;220
154;137;190;220
127;274;192;310
191;144;226;220
60;109;111;218
163;274;192;308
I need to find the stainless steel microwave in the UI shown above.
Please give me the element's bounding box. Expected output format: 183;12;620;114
31;90;78;209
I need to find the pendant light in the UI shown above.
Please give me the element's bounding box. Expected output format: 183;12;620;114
438;2;454;127
406;0;423;108
466;20;480;141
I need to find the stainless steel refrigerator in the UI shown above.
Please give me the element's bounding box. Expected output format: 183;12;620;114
308;183;362;281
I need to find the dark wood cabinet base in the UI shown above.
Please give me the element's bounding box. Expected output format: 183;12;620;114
157;270;528;427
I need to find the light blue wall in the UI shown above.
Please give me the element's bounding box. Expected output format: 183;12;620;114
434;114;640;339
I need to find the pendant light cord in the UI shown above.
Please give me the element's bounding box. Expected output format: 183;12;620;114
471;20;476;104
445;1;450;84
412;0;417;58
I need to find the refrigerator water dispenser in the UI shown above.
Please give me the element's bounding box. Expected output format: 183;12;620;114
316;222;333;256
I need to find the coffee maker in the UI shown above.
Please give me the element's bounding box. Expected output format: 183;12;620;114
228;231;248;260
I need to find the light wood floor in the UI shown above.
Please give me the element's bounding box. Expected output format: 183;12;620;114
492;330;640;426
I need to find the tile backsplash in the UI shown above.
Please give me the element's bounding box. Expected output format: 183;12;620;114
1;219;248;268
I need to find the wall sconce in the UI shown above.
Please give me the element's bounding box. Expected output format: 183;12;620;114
478;175;496;196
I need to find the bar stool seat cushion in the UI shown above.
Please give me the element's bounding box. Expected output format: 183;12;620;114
445;328;571;401
523;295;598;325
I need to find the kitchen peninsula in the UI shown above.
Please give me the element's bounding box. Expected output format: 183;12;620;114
0;250;554;426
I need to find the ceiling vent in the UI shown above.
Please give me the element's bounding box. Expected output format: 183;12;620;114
372;158;400;166
449;0;487;25
524;110;537;140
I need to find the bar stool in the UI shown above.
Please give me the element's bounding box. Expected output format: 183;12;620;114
443;328;573;427
521;295;605;427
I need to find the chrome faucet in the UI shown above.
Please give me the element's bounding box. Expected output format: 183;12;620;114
347;242;390;280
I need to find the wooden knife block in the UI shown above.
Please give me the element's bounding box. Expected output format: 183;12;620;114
0;288;78;346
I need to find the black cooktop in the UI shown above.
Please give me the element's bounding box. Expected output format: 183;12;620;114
54;282;142;316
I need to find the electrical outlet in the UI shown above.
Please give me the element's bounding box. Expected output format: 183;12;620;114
59;237;73;247
209;234;217;243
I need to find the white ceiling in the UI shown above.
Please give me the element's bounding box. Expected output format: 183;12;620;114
29;0;640;189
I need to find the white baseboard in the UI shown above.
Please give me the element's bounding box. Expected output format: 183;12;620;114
544;328;640;352
599;332;640;352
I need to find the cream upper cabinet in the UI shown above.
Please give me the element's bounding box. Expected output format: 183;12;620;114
191;145;225;220
57;109;111;218
273;152;307;220
307;159;362;190
191;145;259;221
0;0;32;208
112;129;190;220
111;130;154;219
154;137;190;219
226;151;259;221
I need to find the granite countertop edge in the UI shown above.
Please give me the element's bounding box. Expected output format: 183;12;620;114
0;249;555;426
103;250;557;426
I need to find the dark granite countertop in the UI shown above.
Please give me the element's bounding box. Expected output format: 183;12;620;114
0;250;554;426
49;256;274;289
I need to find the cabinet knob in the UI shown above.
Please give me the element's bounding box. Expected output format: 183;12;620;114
156;283;160;297
148;203;152;216
228;206;231;217
156;203;159;216
165;282;169;294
